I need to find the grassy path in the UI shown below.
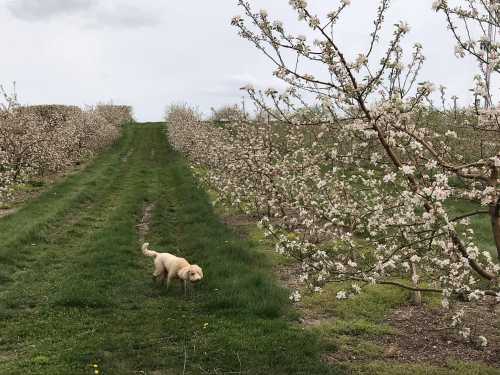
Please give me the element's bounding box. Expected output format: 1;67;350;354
0;123;337;375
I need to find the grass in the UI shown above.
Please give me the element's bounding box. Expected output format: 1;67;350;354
0;123;339;375
446;198;497;258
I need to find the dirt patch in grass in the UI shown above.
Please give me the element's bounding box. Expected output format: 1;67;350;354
378;302;500;366
274;261;340;327
221;213;259;240
320;300;500;368
276;263;301;291
0;207;18;219
222;214;256;227
270;235;499;367
137;202;155;243
0;185;44;218
0;351;18;362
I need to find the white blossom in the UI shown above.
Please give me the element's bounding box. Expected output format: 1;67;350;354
336;290;348;300
478;336;488;347
383;172;397;183
398;21;410;33
401;165;415;175
432;0;444;11
290;290;302;302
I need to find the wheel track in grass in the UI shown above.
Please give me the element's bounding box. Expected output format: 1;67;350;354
0;131;137;293
0;128;136;267
0;125;147;353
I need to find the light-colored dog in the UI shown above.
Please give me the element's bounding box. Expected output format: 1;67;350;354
141;242;203;293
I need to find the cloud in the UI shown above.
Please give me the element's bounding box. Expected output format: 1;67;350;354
86;4;161;29
6;0;161;28
7;0;94;21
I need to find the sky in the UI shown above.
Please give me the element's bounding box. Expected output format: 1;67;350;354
0;0;486;121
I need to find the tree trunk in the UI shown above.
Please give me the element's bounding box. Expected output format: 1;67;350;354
411;262;422;305
490;197;500;261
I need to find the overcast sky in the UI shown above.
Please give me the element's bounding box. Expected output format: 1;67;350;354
0;0;485;121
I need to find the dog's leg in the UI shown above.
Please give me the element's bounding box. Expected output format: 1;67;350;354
153;262;165;285
166;272;175;290
184;280;188;296
152;270;161;284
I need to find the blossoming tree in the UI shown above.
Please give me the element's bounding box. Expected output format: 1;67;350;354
168;0;499;345
433;0;499;109
0;86;133;203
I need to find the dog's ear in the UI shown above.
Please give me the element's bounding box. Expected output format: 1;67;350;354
178;266;190;280
192;265;203;278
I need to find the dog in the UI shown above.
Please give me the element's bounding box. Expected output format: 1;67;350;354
141;242;203;293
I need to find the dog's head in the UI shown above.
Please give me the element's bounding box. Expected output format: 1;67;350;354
179;265;204;283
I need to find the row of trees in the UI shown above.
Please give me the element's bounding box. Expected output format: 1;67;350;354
0;86;133;202
167;0;499;345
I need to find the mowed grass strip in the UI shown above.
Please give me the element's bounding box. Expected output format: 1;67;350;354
0;127;136;279
0;123;338;375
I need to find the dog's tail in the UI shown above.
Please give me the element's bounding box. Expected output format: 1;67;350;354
141;242;158;258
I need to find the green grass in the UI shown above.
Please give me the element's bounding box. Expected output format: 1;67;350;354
446;198;497;258
0;123;338;375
